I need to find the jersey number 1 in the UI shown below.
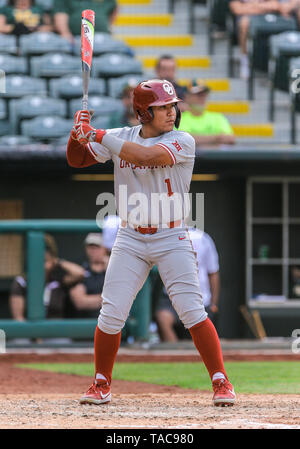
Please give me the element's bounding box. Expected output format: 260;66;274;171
165;178;174;197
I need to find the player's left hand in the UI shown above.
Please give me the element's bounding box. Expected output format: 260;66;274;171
74;110;94;125
74;122;96;144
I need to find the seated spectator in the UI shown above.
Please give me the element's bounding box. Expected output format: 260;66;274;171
229;0;283;79
155;229;221;342
0;0;52;36
154;54;187;110
9;234;84;321
108;80;140;129
178;81;236;147
69;233;108;318
53;0;118;43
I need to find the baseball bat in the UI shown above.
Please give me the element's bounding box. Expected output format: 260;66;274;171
81;9;95;111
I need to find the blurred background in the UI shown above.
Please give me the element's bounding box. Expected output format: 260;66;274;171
1;0;300;349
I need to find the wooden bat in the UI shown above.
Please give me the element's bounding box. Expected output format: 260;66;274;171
81;10;95;111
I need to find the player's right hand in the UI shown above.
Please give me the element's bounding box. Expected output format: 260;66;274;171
74;110;93;125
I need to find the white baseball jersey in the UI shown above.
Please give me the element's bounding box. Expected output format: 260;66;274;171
188;229;219;307
87;125;195;226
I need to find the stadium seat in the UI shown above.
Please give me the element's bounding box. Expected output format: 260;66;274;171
9;96;67;134
35;0;54;12
288;57;300;144
247;14;297;100
108;75;144;98
0;99;6;120
74;33;134;57
207;0;229;54
268;32;300;121
0;34;17;55
30;54;81;78
21;116;73;141
0;135;34;146
0;54;27;75
93;54;143;78
2;75;47;99
20;32;72;56
69;96;124;119
0;120;11;136
49;75;106;99
91;115;111;130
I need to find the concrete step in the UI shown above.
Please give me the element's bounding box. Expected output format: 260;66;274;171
114;13;173;27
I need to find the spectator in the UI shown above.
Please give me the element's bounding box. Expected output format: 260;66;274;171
229;0;282;79
108;80;140;129
53;0;118;43
178;80;236;147
155;229;220;342
154;54;187;110
0;0;52;36
69;233;108;318
9;234;84;321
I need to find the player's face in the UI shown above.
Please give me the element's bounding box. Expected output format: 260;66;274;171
151;103;177;133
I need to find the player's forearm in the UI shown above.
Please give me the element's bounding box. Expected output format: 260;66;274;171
59;259;85;281
67;136;97;168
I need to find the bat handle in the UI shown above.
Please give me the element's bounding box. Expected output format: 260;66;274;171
82;95;88;111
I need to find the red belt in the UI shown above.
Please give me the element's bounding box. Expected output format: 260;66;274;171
133;220;182;235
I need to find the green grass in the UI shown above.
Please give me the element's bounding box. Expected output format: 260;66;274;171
17;361;300;394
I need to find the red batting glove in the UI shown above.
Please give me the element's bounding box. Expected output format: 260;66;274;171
74;110;93;125
74;122;106;145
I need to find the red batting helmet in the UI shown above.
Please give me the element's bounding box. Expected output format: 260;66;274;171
133;79;182;128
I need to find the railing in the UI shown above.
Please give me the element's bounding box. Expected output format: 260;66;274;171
0;220;151;340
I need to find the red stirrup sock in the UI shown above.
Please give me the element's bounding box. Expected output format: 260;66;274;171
94;325;121;385
189;318;227;380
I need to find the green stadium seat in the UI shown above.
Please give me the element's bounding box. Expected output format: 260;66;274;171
0;54;27;75
30;53;81;78
2;75;47;99
74;33;134;57
9;96;67;134
0;34;17;55
93;54;143;78
247;14;297;100
49;75;106;99
268;32;300;121
0;135;34;146
20;32;72;56
21;116;73;141
108;75;144;98
208;0;230;54
69;96;124;119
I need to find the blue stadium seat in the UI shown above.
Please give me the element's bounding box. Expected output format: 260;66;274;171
10;96;67;134
91;116;111;130
49;75;106;99
93;54;143;78
74;33;134;57
20;32;72;56
31;53;81;78
0;99;6;119
0;135;34;146
0;120;11;136
108;75;144;98
69;96;124;119
2;75;47;99
0;35;17;55
0;54;27;75
21;116;73;141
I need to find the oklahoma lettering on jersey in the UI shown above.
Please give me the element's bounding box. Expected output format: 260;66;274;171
88;125;195;226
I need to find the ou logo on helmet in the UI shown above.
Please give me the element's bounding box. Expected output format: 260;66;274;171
163;82;174;96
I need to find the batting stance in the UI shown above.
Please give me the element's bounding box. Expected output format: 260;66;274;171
67;79;236;407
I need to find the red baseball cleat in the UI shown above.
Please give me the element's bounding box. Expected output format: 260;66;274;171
80;380;111;405
212;378;236;407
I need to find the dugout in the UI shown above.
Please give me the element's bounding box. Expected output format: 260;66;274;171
1;144;300;340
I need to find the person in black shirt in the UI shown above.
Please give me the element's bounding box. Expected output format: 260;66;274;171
70;233;108;319
9;234;84;321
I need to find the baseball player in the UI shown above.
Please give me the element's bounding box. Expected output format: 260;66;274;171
67;79;236;407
